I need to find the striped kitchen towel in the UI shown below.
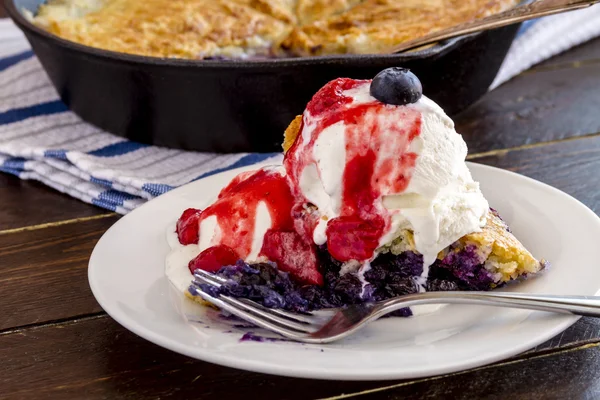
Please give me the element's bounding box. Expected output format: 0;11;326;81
1;4;600;214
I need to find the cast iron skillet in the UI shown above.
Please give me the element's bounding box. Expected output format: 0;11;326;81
5;0;521;152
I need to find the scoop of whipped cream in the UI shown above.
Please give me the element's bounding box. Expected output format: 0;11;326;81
284;79;489;276
382;97;489;270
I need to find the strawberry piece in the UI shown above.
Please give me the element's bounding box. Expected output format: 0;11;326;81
291;203;319;245
188;245;239;274
176;208;202;245
326;216;384;262
306;78;367;116
261;230;323;286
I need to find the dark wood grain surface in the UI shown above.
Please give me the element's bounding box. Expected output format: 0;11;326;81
0;215;118;331
0;174;112;231
471;134;600;214
1;8;600;398
456;38;600;154
4;315;600;400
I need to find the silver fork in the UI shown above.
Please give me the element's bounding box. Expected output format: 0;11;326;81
191;269;600;344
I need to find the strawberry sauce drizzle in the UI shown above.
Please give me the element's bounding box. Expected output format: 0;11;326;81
196;169;295;260
285;78;423;262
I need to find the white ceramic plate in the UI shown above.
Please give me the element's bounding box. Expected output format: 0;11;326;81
88;162;600;381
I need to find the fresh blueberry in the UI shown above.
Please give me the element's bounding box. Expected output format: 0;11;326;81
426;279;459;292
370;68;422;106
333;273;364;304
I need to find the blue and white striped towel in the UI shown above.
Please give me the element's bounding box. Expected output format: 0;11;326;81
2;5;600;214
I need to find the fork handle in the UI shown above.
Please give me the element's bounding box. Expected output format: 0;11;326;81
376;292;600;318
387;0;600;54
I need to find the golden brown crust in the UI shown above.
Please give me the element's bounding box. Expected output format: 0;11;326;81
34;0;295;59
284;0;520;56
33;0;519;59
459;211;544;282
295;0;363;25
462;212;535;265
283;115;303;153
185;290;220;309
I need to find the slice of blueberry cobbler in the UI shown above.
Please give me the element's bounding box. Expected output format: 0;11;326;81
171;69;546;316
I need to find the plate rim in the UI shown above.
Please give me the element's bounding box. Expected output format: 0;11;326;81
88;161;599;380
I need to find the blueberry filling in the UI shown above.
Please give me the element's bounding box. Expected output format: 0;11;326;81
434;245;496;291
190;244;497;316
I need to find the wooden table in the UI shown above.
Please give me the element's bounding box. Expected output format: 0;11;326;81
2;6;600;399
